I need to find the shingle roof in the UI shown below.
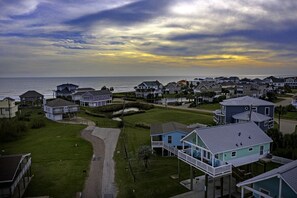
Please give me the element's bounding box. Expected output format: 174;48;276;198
45;98;78;107
237;160;297;194
140;80;162;87
20;90;43;98
3;97;15;101
192;122;272;154
0;155;23;182
150;122;192;135
76;88;95;92
57;83;78;88
232;111;271;122
220;96;274;106
85;90;112;96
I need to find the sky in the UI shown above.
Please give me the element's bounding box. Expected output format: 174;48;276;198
0;0;297;77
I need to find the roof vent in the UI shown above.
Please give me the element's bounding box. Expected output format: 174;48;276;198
240;142;243;146
236;144;238;147
248;136;251;139
238;132;241;136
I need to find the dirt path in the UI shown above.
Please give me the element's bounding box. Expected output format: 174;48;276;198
92;128;121;198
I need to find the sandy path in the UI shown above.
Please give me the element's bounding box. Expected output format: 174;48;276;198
92;128;121;198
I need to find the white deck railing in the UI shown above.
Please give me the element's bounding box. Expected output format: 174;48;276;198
11;157;31;193
151;141;178;155
178;150;232;178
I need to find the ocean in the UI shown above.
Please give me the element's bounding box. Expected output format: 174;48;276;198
0;76;196;100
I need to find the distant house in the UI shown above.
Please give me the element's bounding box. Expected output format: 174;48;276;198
292;95;297;109
229;76;240;83
164;82;181;94
0;153;32;198
235;83;264;97
264;76;285;88
237;160;297;198
80;90;112;107
19;90;44;106
285;77;297;88
134;81;163;98
150;122;193;155
178;122;272;178
214;96;274;131
194;82;222;94
72;88;95;102
0;97;18;118
55;83;78;98
44;98;79;121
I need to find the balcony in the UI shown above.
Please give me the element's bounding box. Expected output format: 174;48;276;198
178;149;232;178
151;141;178;155
213;109;225;124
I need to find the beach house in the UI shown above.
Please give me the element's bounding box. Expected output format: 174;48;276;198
292;95;297;109
19;90;44;107
0;97;18;118
214;96;274;131
237;160;297;198
134;81;163;98
79;90;112;107
178;122;272;178
72;88;95;102
164;82;181;94
44;98;79;121
55;83;78;98
0;154;32;198
150;122;193;156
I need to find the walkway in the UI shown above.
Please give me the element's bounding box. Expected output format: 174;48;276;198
92;128;121;198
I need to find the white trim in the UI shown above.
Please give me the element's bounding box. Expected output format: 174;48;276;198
242;186;272;198
259;188;270;198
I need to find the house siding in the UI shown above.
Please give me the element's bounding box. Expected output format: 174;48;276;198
223;143;270;161
253;177;296;198
163;131;188;147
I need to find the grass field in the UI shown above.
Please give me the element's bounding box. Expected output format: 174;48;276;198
114;108;214;197
195;103;220;111
0;110;92;198
281;111;297;120
78;111;120;128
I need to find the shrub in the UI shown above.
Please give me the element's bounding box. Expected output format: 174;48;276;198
31;118;46;129
135;122;150;129
85;110;107;118
0;119;28;142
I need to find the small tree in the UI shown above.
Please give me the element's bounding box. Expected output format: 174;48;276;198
138;145;152;170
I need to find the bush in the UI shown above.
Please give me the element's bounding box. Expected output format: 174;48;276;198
0;119;28;142
31;118;46;129
135;122;150;129
85;110;107;118
18;114;30;122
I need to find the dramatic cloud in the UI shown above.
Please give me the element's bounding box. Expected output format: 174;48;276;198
0;0;296;77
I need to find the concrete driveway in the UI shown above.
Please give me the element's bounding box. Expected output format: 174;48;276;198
276;119;297;134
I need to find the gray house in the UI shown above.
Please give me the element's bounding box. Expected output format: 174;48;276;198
55;83;78;98
134;81;163;98
214;96;274;131
80;90;112;107
20;90;44;106
44;98;79;121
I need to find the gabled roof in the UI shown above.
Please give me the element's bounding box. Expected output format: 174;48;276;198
20;90;43;98
237;160;297;194
186;122;272;154
57;83;78;88
220;96;274;106
76;88;95;92
0;154;31;183
138;80;162;87
82;90;112;96
232;111;271;122
45;98;77;107
150;122;192;135
3;97;15;101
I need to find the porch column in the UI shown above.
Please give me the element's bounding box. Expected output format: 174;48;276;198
177;158;180;180
241;187;244;198
182;142;184;150
205;174;208;198
212;153;215;166
278;177;282;198
190;165;193;190
213;177;216;198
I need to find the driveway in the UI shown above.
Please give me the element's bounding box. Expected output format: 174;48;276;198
276;119;297;134
92;127;121;198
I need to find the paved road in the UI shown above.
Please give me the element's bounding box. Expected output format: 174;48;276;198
274;97;292;106
92;127;121;198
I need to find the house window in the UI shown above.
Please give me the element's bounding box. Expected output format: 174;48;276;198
231;151;236;157
248;148;253;152
168;136;172;144
265;107;270;115
259;188;270;198
252;107;257;112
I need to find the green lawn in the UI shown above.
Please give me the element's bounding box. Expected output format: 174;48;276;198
115;108;214;197
280;112;297;120
78;111;120;128
124;108;215;126
195;103;220;111
0;116;92;198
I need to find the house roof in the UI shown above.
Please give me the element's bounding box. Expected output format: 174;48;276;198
82;90;112;96
139;80;162;87
3;97;15;101
76;88;95;92
237;160;297;194
45;98;77;107
0;155;24;183
232;111;271;122
150;122;192;135
20;90;43;98
57;83;78;88
220;96;274;106
188;122;272;154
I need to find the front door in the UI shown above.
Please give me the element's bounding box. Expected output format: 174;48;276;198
260;145;264;155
